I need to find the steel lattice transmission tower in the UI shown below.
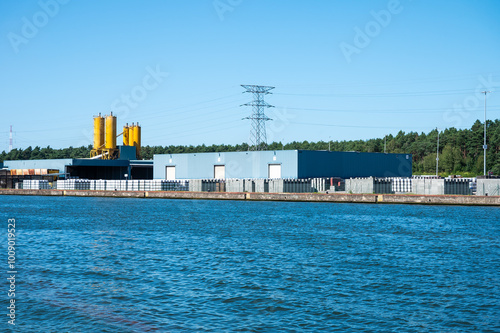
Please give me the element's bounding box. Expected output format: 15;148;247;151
241;84;274;150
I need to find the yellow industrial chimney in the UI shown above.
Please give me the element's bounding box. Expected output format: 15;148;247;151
129;123;135;147
93;113;104;150
123;124;129;146
105;113;117;149
133;123;141;159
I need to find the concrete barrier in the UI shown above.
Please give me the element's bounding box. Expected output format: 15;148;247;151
226;179;244;192
477;179;500;196
244;179;255;192
269;179;284;193
254;179;269;193
412;179;445;195
345;177;374;193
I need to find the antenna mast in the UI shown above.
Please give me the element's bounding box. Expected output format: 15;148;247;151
8;125;13;152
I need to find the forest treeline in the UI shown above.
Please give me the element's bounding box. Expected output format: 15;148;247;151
2;119;499;176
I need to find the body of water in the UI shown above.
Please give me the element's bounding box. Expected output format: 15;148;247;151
1;196;499;332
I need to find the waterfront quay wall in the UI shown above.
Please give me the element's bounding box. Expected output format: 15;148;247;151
1;189;499;206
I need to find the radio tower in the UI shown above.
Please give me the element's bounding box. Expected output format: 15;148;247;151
8;125;13;152
241;85;274;150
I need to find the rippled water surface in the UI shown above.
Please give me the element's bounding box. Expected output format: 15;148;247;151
1;196;499;332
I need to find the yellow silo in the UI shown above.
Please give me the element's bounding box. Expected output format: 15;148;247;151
133;123;141;158
105;113;117;149
93;114;104;149
123;124;129;146
129;123;135;147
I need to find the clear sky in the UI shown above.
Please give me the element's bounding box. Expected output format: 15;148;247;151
1;0;499;151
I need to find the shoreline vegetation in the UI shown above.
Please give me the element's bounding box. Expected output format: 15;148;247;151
2;119;499;176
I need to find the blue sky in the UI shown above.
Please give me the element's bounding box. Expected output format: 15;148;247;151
1;0;499;151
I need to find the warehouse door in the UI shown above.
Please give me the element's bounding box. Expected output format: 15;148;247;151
214;165;225;179
268;164;282;179
166;166;176;180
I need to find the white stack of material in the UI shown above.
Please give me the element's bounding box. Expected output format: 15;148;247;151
22;180;31;189
106;180;118;191
23;180;50;190
392;177;413;193
109;180;126;191
56;180;65;190
311;178;326;192
65;179;74;190
114;180;123;191
120;180;128;191
162;180;189;191
129;180;137;191
77;179;90;190
55;179;90;190
95;180;107;191
148;180;162;191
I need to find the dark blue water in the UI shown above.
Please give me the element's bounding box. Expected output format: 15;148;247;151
1;196;499;332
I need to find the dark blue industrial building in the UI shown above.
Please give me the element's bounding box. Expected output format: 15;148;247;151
3;146;153;180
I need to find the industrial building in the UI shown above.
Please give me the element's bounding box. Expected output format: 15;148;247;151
153;150;412;180
1;114;152;188
3;153;152;180
1;111;413;188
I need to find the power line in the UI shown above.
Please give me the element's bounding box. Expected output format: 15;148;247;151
9;125;13;152
281;106;500;114
287;120;471;131
275;88;481;98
